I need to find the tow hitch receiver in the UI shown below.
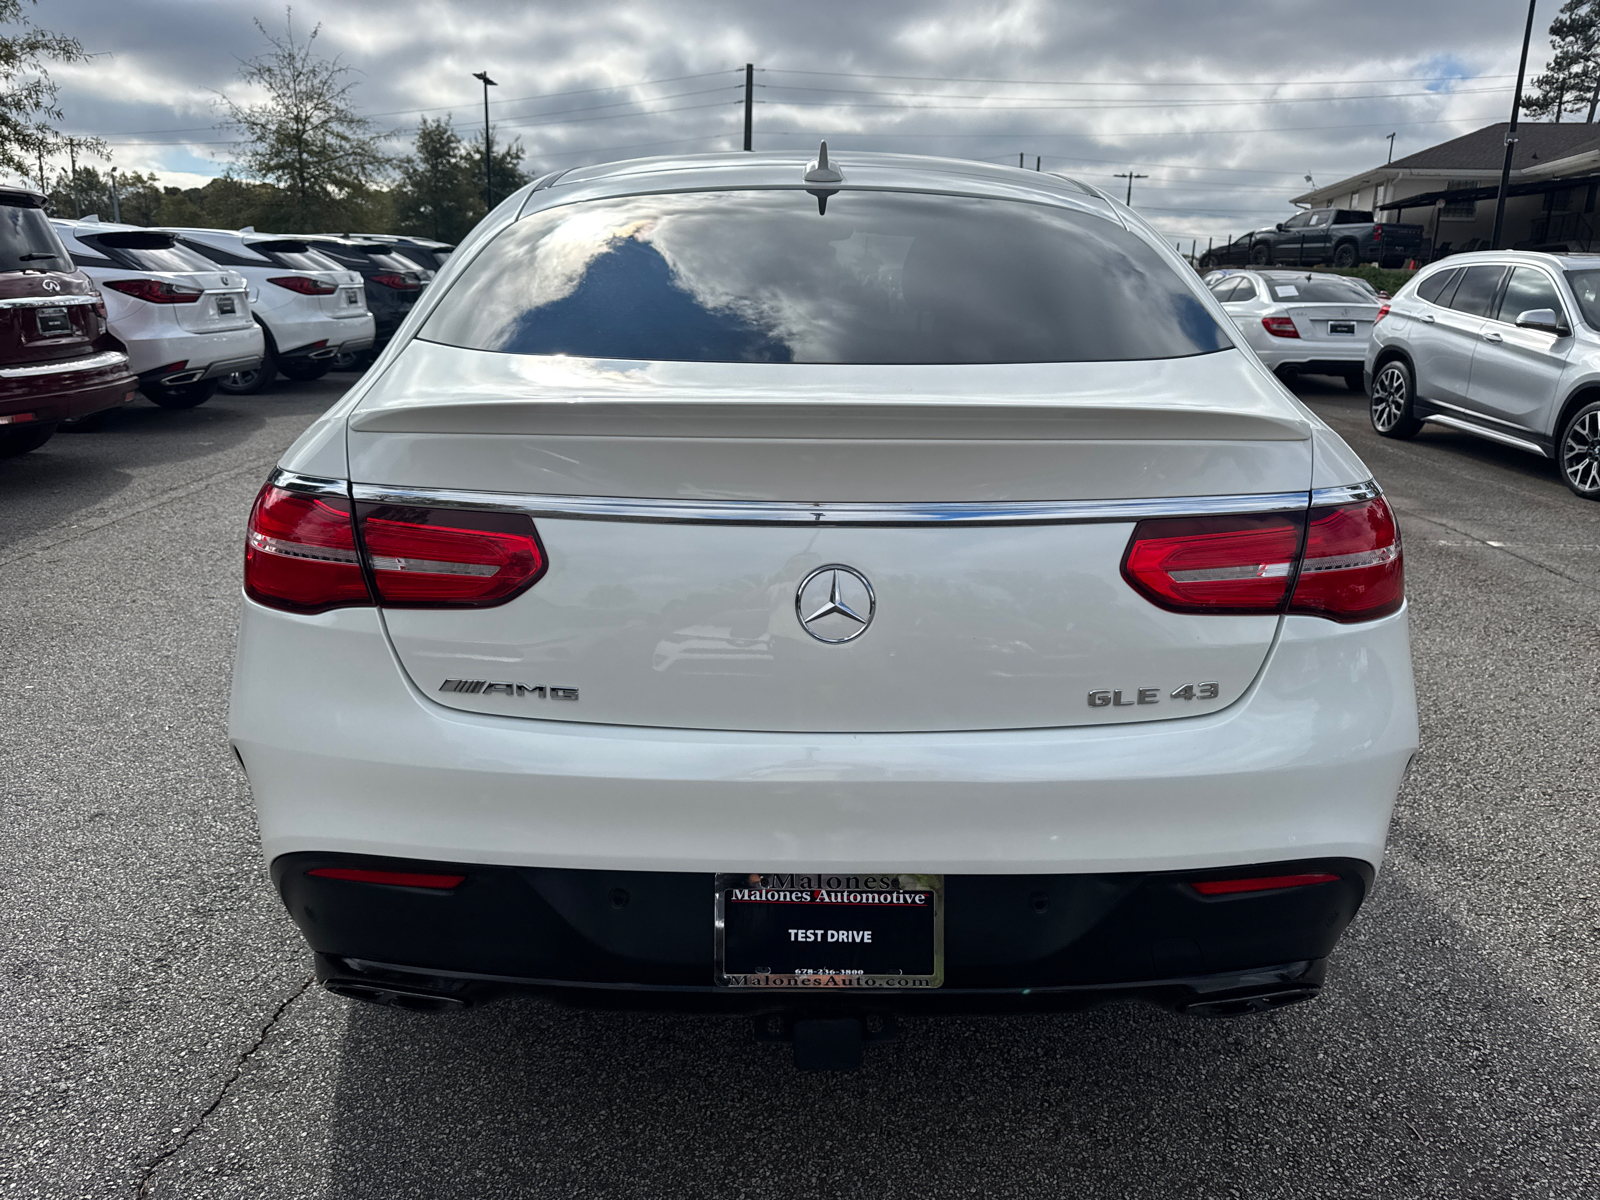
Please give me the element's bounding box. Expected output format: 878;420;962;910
753;1012;899;1071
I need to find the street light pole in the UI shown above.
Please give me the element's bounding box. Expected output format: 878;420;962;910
1386;132;1396;164
1492;0;1539;250
473;71;497;211
110;167;120;223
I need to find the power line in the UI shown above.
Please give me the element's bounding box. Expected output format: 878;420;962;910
754;86;1510;112
757;114;1504;139
759;67;1517;88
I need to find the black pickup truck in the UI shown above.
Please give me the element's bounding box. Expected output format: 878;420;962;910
1198;208;1424;270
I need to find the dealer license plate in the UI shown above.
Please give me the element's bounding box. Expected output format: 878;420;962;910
344;288;361;305
1328;321;1356;335
217;295;237;315
716;872;944;990
34;307;70;337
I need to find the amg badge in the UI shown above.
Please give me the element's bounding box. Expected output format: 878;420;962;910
440;680;578;700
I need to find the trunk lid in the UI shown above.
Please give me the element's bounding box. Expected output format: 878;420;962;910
1285;301;1381;344
346;343;1314;733
0;272;101;366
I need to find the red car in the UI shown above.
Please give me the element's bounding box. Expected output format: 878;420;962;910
0;184;135;458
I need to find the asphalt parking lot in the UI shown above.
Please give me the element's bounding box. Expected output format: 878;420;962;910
2;374;1598;1199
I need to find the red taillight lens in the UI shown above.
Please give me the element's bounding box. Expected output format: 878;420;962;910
370;273;420;290
244;485;371;613
1193;872;1339;896
307;867;464;889
267;275;338;296
1122;514;1302;614
357;504;547;606
1372;224;1383;238
1288;497;1403;622
1375;303;1391;323
1261;316;1300;338
103;278;204;304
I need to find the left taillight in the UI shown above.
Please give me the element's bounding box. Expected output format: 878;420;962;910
1375;303;1391;323
246;485;549;612
1261;316;1300;339
244;486;370;613
357;504;547;606
103;278;204;304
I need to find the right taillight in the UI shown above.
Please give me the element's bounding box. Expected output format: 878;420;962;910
1288;497;1403;622
1122;496;1403;623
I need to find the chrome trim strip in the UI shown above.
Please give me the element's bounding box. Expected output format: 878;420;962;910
267;467;350;498
348;483;1319;526
0;349;127;380
1310;480;1382;506
0;294;99;310
1422;414;1550;458
1423;396;1527;432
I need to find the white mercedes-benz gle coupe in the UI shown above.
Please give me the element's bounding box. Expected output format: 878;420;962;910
229;150;1417;1068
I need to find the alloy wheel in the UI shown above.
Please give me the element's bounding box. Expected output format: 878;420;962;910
1371;366;1407;431
1562;409;1600;494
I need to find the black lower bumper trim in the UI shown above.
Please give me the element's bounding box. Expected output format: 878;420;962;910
275;853;1371;1013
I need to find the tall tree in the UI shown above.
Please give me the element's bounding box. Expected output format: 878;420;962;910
219;10;390;230
464;128;531;222
1525;0;1600;123
0;0;103;180
393;117;475;241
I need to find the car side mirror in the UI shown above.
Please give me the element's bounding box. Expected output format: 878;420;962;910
1515;308;1570;336
1275;223;1287;232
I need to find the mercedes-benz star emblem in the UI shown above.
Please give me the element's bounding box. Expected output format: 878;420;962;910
795;565;876;644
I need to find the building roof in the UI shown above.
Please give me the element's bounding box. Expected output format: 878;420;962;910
1387;122;1600;173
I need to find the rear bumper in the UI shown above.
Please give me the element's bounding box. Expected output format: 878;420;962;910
0;351;136;422
231;602;1417;876
279;852;1367;1013
1253;345;1368;371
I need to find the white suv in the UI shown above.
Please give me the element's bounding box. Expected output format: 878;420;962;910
52;219;263;409
165;229;375;394
229;152;1418;1067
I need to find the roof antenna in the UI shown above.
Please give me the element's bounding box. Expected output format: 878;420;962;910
804;140;843;184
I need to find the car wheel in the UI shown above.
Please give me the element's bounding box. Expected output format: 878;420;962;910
1370;360;1424;439
1333;242;1359;268
1198;255;1216;271
1249;244;1271;265
144;380;219;409
278;358;331;383
0;421;58;457
217;342;278;395
1343;367;1365;392
1557;399;1600;500
330;349;363;371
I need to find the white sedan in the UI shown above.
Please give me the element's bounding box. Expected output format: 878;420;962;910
228;150;1417;1066
1207;269;1383;389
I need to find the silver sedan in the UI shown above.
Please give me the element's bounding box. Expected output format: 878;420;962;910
1206;269;1383;388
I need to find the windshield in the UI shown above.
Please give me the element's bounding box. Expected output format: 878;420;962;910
1564;270;1600;330
0;203;71;273
1261;276;1375;304
421;189;1231;364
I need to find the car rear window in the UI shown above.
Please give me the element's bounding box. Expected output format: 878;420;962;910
1448;265;1508;317
0;202;71;273
1262;276;1373;303
252;241;343;272
82;231;220;273
420;189;1232;364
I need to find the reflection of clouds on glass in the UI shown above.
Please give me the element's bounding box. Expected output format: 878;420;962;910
423;190;1231;364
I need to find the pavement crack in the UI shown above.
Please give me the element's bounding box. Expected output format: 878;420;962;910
133;974;314;1198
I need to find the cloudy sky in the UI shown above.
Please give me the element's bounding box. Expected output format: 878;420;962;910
38;0;1547;244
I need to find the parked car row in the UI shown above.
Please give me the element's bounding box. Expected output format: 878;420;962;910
0;178;455;459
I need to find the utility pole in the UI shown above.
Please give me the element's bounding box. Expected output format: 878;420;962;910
67;138;79;217
1492;0;1538;250
1019;152;1025;168
110;167;120;223
473;71;497;211
1114;170;1148;206
1035;156;1041;171
743;64;754;151
1386;132;1396;164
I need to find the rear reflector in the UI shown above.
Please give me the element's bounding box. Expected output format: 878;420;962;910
357;504;547;606
307;867;464;889
1123;496;1403;623
1193;872;1339;895
0;413;35;425
1289;497;1403;622
244;486;371;613
1261;316;1300;338
1122;514;1302;614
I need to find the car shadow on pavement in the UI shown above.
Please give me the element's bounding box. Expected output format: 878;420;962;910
311;864;1599;1199
0;388;337;553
